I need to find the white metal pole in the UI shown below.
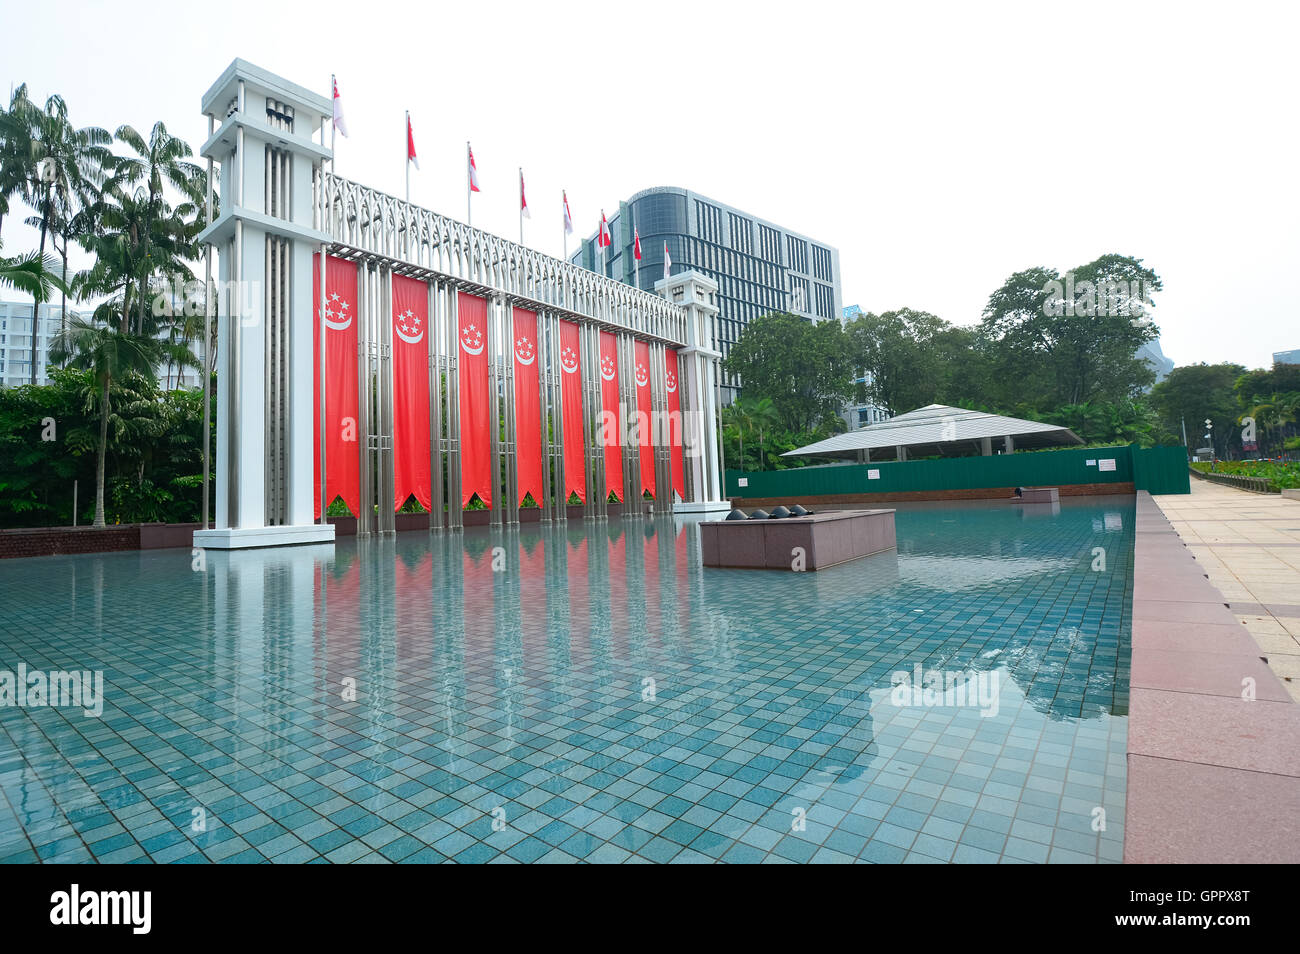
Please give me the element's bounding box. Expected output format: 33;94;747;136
321;82;333;525
466;141;472;228
405;111;410;203
202;112;214;529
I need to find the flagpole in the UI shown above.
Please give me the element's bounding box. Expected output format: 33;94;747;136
405;111;410;203
466;141;472;228
562;191;568;261
633;209;639;290
322;74;334;527
518;167;523;244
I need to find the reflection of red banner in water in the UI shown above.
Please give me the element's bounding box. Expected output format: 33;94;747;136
392;275;431;511
316;551;361;684
393;550;432;663
643;524;661;648
599;331;624;502
458;292;492;508
518;535;547;669
665;349;685;502
569;538;590;649
560;320;585;503
513;308;544;506
314;254;360;518
462;540;495;652
606;523;628;660
635;340;655;498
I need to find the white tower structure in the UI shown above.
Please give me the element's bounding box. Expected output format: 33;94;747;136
193;61;335;549
656;271;731;516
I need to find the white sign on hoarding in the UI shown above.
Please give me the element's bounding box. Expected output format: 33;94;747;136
1098;459;1117;472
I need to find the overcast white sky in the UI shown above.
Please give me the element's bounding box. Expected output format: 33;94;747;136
4;0;1296;369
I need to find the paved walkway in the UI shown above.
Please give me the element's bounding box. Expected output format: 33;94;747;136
1124;490;1300;863
1153;479;1300;701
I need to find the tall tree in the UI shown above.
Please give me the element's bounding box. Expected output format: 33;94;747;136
49;315;190;526
11;94;112;383
846;308;953;416
980;255;1161;410
1148;363;1246;455
723;312;853;433
111;123;202;336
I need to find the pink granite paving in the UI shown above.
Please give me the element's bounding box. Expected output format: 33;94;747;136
1125;491;1300;864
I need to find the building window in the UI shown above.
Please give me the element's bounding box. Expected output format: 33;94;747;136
728;213;753;254
788;276;810;314
758;224;781;263
787;236;808;274
815;283;833;319
696;201;722;243
811;245;833;282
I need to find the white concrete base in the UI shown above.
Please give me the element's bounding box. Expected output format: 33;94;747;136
1282;488;1300;501
674;499;734;517
193;524;335;550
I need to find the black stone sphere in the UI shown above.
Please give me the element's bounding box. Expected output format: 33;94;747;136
748;509;770;520
769;506;792;519
725;508;748;521
789;504;809;516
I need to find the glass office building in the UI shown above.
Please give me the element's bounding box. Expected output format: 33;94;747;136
570;187;842;402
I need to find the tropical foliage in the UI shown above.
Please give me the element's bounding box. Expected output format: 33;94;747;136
724;253;1298;467
0;366;210;528
1;83;215;527
1190;460;1300;491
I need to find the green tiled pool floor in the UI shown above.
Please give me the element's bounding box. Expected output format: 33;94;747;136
0;499;1132;863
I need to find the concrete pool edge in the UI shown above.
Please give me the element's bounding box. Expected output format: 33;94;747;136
1124;491;1300;864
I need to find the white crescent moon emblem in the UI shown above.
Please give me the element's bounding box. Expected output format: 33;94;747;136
600;366;615;382
395;323;424;345
325;296;352;331
461;334;484;356
666;374;677;393
515;347;535;366
562;357;578;373
394;309;424;345
635;365;649;388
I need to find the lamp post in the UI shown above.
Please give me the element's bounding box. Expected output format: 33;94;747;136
1204;419;1214;470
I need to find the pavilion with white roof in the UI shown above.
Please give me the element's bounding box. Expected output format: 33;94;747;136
785;404;1083;462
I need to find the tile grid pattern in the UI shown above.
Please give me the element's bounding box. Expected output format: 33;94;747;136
1;501;1133;863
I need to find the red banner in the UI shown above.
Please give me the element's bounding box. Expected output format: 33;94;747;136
392;275;431;511
635;340;655;499
599;331;624;502
665;349;685;502
559;319;585;503
458;291;492;508
313;254;360;518
513;308;543;506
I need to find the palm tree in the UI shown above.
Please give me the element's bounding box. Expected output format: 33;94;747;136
745;397;781;470
14;95;111;383
0;84;37;243
0;247;67;301
112;123;202;335
49;315;193;526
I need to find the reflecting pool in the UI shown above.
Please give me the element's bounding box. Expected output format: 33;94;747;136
0;497;1132;863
